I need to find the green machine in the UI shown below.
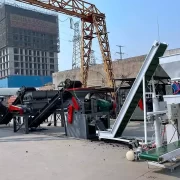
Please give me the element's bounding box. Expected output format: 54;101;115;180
97;99;112;112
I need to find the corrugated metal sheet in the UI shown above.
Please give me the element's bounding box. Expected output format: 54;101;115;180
0;75;52;88
0;78;8;88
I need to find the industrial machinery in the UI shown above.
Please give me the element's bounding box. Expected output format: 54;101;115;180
16;0;115;88
64;86;115;139
115;77;168;121
98;41;168;141
9;88;70;133
0;87;36;125
5;80;114;138
137;53;180;171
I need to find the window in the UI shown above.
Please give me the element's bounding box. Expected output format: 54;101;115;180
30;70;32;75
26;70;28;75
21;69;24;75
20;35;23;41
42;70;46;76
34;64;37;68
33;50;36;56
29;50;32;55
15;69;19;75
21;62;24;68
42;64;44;69
29;63;32;68
34;57;37;63
25;63;28;68
50;58;54;64
13;35;18;41
38;64;40;69
49;52;54;57
37;51;40;56
14;55;19;61
14;48;18;54
37;57;40;63
25;56;28;61
38;70;41;75
34;70;37;75
6;55;8;62
29;57;32;62
21;56;23;61
50;64;54;69
42;58;44;63
20;49;23;55
25;49;28;55
14;62;19;68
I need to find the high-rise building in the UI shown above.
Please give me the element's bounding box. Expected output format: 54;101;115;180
0;3;59;87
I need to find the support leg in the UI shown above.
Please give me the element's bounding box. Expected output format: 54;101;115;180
13;117;17;132
54;113;57;127
152;77;161;147
24;116;29;134
143;76;147;144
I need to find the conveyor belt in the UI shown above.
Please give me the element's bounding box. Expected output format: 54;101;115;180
99;41;168;139
139;141;180;162
29;90;71;128
0;87;36;125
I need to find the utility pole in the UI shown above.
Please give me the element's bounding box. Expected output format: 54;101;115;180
116;45;124;60
90;50;96;66
71;19;81;69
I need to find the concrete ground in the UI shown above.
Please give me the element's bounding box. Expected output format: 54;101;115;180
0;122;180;180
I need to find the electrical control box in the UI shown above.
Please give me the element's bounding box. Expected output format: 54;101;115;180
167;104;180;124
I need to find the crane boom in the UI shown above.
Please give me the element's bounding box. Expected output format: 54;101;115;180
16;0;115;88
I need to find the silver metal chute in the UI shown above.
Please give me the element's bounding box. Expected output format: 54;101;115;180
160;54;180;80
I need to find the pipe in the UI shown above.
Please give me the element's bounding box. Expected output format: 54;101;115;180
143;76;147;144
152;77;161;147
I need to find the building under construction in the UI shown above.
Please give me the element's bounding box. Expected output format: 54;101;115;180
0;3;59;87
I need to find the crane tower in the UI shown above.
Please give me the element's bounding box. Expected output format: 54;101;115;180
71;20;81;69
16;0;115;88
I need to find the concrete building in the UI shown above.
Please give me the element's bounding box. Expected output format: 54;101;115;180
0;4;59;87
53;48;180;88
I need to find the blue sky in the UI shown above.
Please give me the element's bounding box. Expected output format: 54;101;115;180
4;0;180;71
58;0;180;71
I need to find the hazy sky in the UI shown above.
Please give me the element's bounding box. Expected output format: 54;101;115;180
3;0;180;71
58;0;180;71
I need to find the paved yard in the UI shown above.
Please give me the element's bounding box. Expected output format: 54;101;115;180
0;123;179;180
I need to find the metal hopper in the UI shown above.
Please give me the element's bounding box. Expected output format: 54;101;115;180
160;54;180;80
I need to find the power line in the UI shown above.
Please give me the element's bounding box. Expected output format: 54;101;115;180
116;45;124;60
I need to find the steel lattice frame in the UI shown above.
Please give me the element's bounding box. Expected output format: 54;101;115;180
72;21;81;69
16;0;115;88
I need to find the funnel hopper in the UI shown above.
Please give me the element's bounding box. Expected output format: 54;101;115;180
160;54;180;80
